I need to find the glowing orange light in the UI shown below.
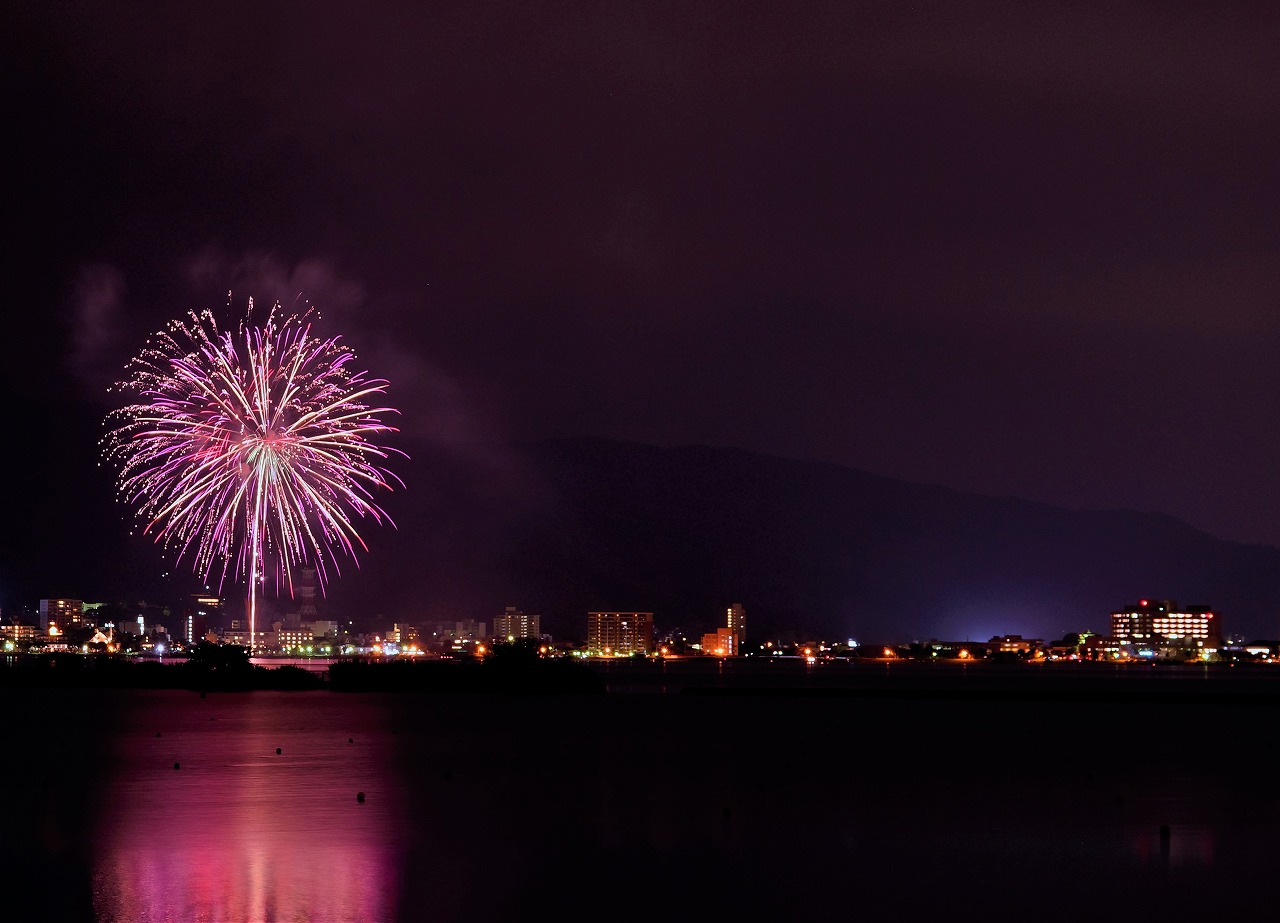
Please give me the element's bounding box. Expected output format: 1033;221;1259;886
958;649;970;659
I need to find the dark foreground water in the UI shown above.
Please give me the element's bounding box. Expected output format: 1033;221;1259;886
4;678;1279;921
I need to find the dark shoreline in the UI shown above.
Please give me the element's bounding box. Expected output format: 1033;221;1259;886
4;653;1280;701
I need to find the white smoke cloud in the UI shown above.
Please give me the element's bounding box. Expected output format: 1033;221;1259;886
184;248;367;320
70;263;127;395
181;249;515;473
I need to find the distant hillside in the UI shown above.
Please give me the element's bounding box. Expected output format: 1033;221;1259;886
328;438;1280;644
11;415;1279;645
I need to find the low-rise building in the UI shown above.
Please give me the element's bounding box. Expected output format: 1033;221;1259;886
277;624;315;653
700;626;737;657
990;635;1043;656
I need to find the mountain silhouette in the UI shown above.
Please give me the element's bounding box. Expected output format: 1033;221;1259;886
329;437;1280;645
11;409;1278;645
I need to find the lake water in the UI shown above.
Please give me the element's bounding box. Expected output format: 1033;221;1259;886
3;677;1279;921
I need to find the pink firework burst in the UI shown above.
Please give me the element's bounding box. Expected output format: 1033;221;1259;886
103;299;405;648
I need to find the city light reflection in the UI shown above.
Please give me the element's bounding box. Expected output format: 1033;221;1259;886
92;693;404;922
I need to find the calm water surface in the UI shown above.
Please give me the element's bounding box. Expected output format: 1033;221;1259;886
93;692;403;923
5;682;1280;921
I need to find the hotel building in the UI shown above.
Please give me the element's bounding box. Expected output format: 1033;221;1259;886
1111;599;1218;644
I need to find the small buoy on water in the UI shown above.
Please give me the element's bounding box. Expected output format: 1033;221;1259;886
356;791;365;803
276;747;282;755
173;762;181;770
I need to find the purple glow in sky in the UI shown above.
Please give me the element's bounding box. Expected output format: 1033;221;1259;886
3;1;1280;636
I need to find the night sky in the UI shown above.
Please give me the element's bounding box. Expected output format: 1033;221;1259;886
4;2;1280;618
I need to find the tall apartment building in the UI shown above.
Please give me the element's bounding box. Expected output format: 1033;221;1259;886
39;598;83;630
493;607;541;641
587;612;653;656
185;613;209;644
727;602;746;647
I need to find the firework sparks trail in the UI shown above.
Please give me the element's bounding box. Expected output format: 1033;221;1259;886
103;299;405;650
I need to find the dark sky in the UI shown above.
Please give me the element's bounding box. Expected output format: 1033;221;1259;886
4;2;1280;614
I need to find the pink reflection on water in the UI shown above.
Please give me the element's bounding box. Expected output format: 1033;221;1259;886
93;691;405;923
1127;822;1217;868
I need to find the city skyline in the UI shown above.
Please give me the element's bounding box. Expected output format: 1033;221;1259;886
6;593;1258;660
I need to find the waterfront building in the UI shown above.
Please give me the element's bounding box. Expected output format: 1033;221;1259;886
221;620;275;651
416;620;489;653
1111;599;1218;644
493;607;541;641
388;623;420;645
277;624;315;653
727;602;746;647
1240;642;1276;659
587;612;653;656
1083;635;1133;661
1;624;39;645
990;635;1043;656
185;613;208;645
461;620;488;641
700;626;737;656
39;598;83;630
